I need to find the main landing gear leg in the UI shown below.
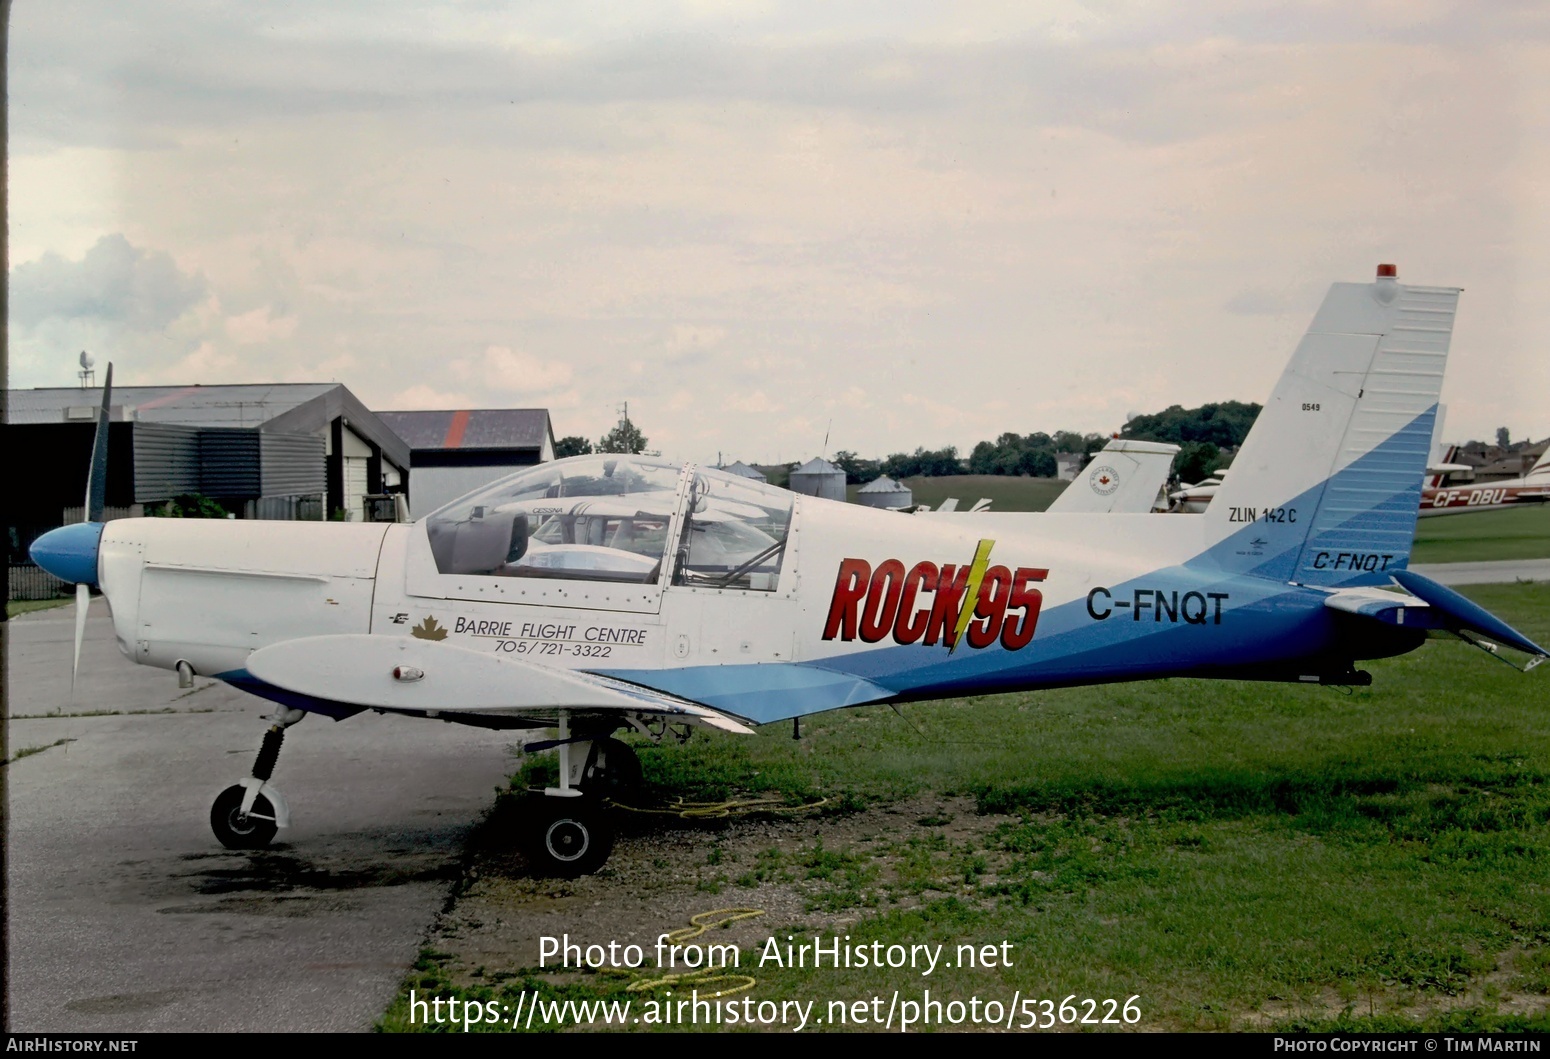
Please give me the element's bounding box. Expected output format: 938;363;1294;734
526;710;617;877
211;707;303;850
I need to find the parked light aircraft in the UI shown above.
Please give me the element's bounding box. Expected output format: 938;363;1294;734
31;265;1546;876
918;437;1178;516
1420;445;1550;517
1168;472;1225;514
1043;438;1179;514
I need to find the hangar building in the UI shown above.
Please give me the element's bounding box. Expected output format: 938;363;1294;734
377;408;555;517
6;383;410;597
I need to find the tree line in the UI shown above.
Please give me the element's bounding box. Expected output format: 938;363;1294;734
550;400;1264;485
829;402;1262;484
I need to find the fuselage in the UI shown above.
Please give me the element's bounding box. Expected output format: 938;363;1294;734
90;474;1417;727
1418;477;1550;516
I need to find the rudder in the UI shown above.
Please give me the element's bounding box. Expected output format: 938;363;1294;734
1196;266;1459;588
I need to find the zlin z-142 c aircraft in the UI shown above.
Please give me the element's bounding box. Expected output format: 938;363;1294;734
32;264;1546;876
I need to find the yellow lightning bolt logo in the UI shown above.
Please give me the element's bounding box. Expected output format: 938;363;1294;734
948;538;996;652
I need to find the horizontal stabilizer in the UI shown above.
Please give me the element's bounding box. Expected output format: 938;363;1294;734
1322;586;1424;625
1390;570;1548;658
246;634;754;732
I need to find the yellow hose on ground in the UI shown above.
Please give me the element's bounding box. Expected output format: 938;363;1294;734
602;908;768;999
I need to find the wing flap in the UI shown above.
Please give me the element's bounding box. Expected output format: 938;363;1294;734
245;634;755;732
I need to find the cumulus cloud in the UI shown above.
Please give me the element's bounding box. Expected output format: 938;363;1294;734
225;305;299;344
667;324;726;350
9;233;206;331
450;345;573;394
385;383;476;409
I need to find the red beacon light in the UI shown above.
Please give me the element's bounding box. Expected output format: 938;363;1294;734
1376;263;1397;279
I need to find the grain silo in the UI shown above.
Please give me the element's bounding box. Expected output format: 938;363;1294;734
788;457;846;500
719;460;768;483
855;475;913;509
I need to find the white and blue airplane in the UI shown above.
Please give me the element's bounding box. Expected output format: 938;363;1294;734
31;265;1545;875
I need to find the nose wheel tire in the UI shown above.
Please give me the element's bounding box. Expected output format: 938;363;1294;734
211;784;279;850
528;799;613;877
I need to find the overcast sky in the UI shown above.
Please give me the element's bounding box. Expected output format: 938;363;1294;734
9;2;1549;462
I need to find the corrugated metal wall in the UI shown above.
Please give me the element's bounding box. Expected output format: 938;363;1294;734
132;423;202;502
249;494;325;520
199;428;262;496
259;431;326;496
789;469;847;501
133;425;324;506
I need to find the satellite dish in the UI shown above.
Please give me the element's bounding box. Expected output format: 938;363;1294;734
79;351;95;370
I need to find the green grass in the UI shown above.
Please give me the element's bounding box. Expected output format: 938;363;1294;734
1412;505;1550;564
3;738;77;766
385;583;1550;1032
6;598;71;618
846;475;1069;512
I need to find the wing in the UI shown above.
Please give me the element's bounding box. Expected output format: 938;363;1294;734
244;634;754;732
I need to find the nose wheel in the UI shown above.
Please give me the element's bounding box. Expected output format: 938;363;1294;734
211;785;278;849
211;708;303;850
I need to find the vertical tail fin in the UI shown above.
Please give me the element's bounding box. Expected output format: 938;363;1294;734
1528;444;1550;479
1195;266;1460;587
1046;438;1180;513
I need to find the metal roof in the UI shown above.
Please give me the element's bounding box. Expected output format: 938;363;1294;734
719;461;767;481
857;475;907;493
7;382;411;469
792;457;843;476
7;383;336;427
376;409;553;452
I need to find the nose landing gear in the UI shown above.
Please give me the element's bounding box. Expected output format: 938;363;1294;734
211;708;304;850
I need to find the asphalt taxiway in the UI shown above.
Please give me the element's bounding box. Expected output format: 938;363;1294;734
4;604;518;1032
1409;559;1550;585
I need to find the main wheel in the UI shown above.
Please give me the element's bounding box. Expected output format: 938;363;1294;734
211;784;279;850
585;737;644;803
528;799;614;877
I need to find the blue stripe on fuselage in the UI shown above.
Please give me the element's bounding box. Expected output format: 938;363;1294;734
602;569;1335;723
601;409;1437;724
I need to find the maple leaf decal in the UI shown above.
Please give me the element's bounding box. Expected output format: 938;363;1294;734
410;616;448;641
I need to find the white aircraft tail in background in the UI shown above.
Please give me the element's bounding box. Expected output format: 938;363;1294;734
1046;438;1179;514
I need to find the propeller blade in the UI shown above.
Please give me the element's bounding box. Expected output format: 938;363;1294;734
85;363;113;523
73;582;91;692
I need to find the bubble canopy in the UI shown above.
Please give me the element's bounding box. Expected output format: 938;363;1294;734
423;455;793;591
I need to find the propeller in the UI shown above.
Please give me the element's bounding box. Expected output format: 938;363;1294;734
73;363;113;688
